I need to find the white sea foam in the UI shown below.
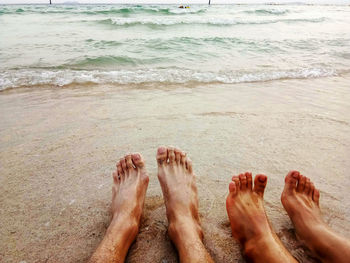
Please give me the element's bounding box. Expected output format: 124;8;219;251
0;68;338;91
99;17;326;26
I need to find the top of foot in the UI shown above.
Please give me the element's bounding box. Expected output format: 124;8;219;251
281;171;326;249
112;153;149;225
156;146;202;239
226;172;270;244
281;170;322;226
226;173;297;262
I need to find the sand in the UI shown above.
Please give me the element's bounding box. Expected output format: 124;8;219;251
1;75;350;263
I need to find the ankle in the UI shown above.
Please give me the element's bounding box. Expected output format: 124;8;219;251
109;213;139;238
243;234;296;263
168;216;203;245
243;233;274;255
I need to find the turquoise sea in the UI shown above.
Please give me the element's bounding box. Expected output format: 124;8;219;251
0;4;349;90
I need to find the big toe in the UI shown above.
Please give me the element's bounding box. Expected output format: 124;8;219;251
157;146;167;165
253;174;267;197
283;170;300;194
132;153;145;169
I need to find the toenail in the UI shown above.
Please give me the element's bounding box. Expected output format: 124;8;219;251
258;176;267;183
292;172;299;178
133;154;140;160
158;147;166;154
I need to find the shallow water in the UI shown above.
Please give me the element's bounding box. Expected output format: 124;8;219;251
1;75;350;262
1;4;350;89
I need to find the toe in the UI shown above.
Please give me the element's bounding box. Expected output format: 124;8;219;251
313;189;320;206
125;155;134;171
308;183;315;198
180;152;186;166
228;181;237;196
186;158;193;174
157;146;167;165
239;173;247;190
304;177;311;195
174;148;181;163
117;164;123;181
132;153;145;169
246;172;253;190
113;171;119;184
297;175;306;192
232;175;240;193
284;170;300;193
120;158;127;175
253;174;267;197
168;147;175;164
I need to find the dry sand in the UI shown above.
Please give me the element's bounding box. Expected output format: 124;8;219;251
1;75;350;263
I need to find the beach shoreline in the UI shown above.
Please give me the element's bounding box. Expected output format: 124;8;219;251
1;75;350;262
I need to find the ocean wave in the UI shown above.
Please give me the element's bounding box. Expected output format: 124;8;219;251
243;9;289;15
0;6;207;16
0;68;339;91
82;6;207;15
64;55;166;68
96;17;326;27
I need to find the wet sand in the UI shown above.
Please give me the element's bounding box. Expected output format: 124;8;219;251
1;76;350;263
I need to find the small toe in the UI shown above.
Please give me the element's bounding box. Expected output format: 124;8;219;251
254;174;267;197
304;178;311;195
157;146;167;165
180;152;186;166
232;175;240;193
246;172;253;190
120;158;127;174
284;170;300;193
117;162;125;182
168;147;175;164
174;148;181;163
186;158;193;174
297;175;306;192
113;171;119;184
313;189;320;206
239;173;247;190
132;153;144;169
308;183;315;198
229;181;237;196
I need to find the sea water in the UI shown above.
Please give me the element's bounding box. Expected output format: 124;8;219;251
0;4;349;90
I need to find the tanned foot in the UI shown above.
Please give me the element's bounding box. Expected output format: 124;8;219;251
156;146;214;263
282;171;350;263
226;172;297;263
89;153;149;263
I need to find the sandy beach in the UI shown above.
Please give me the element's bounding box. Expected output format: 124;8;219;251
1;74;350;262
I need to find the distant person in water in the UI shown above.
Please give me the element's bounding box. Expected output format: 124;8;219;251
89;147;350;263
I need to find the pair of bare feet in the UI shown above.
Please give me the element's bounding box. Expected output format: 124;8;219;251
89;147;350;263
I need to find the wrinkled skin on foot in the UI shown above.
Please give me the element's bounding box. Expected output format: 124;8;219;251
282;171;350;263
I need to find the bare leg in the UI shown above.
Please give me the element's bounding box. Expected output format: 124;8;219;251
89;153;149;263
226;172;297;263
156;146;214;263
282;170;350;263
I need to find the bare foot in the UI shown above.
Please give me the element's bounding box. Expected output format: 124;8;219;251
282;170;350;263
89;153;149;263
156;146;213;263
226;172;297;263
112;153;149;225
